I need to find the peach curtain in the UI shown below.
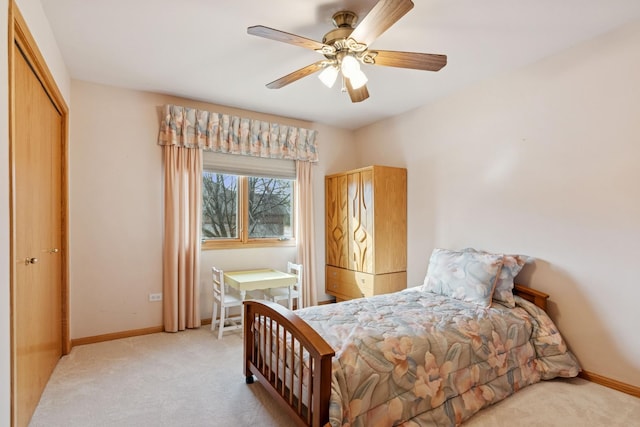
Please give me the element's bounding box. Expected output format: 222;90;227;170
163;145;202;332
296;160;317;307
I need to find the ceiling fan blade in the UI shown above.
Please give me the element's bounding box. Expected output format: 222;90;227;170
350;0;414;47
345;79;370;103
248;25;328;51
266;61;325;89
369;50;447;71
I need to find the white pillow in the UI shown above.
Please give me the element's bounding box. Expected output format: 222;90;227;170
463;248;530;308
422;248;503;307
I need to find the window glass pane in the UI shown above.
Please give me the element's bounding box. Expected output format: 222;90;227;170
202;172;238;239
248;177;294;239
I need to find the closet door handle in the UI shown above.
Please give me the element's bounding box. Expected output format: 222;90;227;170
49;248;59;254
25;257;38;265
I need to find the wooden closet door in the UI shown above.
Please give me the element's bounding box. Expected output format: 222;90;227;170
13;46;64;427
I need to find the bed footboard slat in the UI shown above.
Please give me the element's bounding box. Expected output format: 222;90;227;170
243;300;335;427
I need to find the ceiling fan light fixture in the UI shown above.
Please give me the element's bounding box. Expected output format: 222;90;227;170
318;66;339;88
340;54;360;78
349;68;368;89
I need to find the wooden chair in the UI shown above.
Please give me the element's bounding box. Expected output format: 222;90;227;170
211;266;243;339
266;262;303;310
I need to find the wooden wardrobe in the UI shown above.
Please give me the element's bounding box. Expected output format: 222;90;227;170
325;165;407;301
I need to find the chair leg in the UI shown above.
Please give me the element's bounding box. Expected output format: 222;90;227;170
211;300;218;332
218;306;226;340
275;296;290;310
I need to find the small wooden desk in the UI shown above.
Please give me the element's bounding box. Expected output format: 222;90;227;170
224;268;297;308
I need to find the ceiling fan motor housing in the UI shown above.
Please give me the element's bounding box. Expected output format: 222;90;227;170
331;11;358;28
323;11;370;62
322;28;354;51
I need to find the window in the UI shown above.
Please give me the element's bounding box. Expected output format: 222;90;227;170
201;153;296;249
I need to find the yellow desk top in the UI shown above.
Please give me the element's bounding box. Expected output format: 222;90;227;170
224;268;297;291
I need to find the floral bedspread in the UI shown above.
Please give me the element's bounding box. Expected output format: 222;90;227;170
295;288;580;427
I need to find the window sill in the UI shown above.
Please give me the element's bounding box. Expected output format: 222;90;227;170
201;239;296;250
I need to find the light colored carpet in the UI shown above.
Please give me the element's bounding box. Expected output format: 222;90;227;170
30;328;640;427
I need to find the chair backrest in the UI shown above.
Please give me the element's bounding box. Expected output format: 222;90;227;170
287;262;303;307
212;266;225;300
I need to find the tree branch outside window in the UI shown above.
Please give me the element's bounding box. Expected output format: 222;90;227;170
202;171;295;249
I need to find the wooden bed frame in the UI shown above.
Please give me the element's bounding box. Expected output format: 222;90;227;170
243;285;549;427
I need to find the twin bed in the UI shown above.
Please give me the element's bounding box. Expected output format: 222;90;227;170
243;249;581;426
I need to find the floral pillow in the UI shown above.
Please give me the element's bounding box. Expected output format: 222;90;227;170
422;248;503;307
463;248;530;308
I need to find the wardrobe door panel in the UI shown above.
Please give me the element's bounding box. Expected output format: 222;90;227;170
325;174;348;269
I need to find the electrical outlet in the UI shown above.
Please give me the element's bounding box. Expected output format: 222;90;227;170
149;293;162;302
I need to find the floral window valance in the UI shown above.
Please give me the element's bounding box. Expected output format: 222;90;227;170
157;104;318;162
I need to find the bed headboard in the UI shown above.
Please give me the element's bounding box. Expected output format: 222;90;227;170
513;284;549;311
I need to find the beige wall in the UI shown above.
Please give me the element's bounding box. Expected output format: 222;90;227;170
69;81;357;339
354;19;640;387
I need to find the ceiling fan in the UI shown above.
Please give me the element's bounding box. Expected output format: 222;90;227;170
247;0;447;103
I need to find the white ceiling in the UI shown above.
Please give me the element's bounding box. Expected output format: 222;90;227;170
40;0;640;130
